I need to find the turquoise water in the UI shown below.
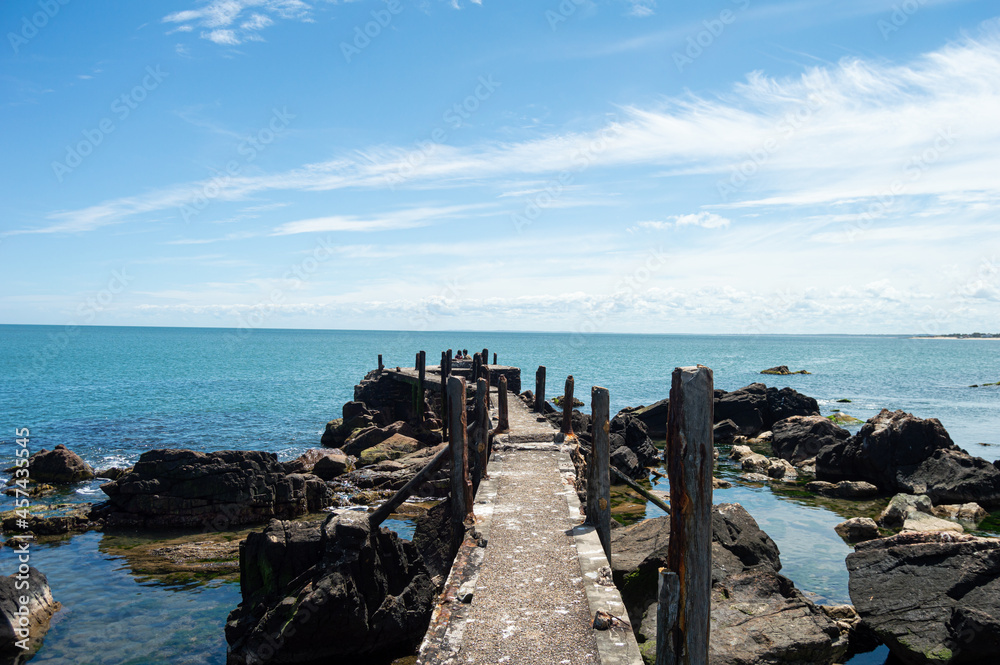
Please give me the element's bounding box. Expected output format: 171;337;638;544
1;325;998;664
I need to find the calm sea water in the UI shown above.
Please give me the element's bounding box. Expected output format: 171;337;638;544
1;325;998;664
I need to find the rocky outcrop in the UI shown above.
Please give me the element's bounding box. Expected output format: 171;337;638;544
610;415;660;468
226;512;442;664
771;415;850;464
816;410;1000;507
342;421;425;457
95;449;333;529
834;517;880;543
282;448;352;480
0;567;60;659
614;504;848;664
761;365;810;375
354;371;420;424
358;434;423;466
714;384;819;438
321;400;387;448
614;398;669;439
848;532;1000;664
27;444;94;483
932;502;988;528
805;480;880;499
338;443;450;496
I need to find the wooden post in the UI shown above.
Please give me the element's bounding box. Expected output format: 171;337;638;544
495;375;510;433
661;366;714;665
482;349;488;366
476;377;490;481
561;375;575;435
417;350;426;423
448;376;473;530
378;354;384;372
472;353;482;382
493;352;497;365
535;366;546;413
587;386;612;560
484;362;493;410
656;570;681;665
441;351;450;441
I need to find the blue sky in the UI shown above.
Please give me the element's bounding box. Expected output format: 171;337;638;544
2;0;999;334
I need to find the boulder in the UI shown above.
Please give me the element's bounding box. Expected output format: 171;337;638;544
615;504;848;665
761;365;810;375
741;453;771;474
713;419;741;444
834;517;880;543
226;512;438;664
609;414;660;468
311;453;353;480
771;415;850;464
878;493;934;529
282;448;351;477
805;480;880;499
611;446;646;482
729;445;754;462
932;502;988;528
343;421;424;457
714;383;819;438
358;434;423;466
614;398;669;438
94;449;333;529
903;511;964;534
338;444;449;497
0;567;60;659
848;532;1000;664
768;458;798;480
816;409;1000;507
611;503;781;625
28;444;94;483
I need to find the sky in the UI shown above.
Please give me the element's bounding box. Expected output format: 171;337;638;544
2;0;999;334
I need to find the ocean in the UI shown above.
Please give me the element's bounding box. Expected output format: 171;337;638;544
1;325;998;664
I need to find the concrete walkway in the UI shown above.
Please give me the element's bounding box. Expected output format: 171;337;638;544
417;392;642;665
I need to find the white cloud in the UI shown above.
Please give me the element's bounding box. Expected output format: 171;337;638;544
626;0;656;18
163;0;313;45
270;203;493;235
629;212;731;232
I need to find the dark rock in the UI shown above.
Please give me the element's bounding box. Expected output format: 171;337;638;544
610;415;659;467
95;467;130;481
0;567;60;659
713;383;818;438
28;444;94;483
805;480;880;499
610;446;645;482
282;448;351;477
94;449;333;529
311;453;352;480
706;570;847;665
2;505;94;537
614;398;669;439
848;532;1000;664
338;443;450;497
226;513;436;664
761;365;811;375
712;419;741;444
611;503;781;625
834;517;880;543
772;415;851;464
353;371;415;424
816;409;1000;507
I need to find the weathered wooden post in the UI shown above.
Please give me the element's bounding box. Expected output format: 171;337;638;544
561;375;575;435
535;366;546;413
472;353;482;382
482;348;488;366
447;376;473;531
441;351;450;441
477;377;490;480
495;375;510;433
378;354;384;373
658;365;714;665
417;350;426;423
587;386;611;559
493;352;497;365
484;361;493;410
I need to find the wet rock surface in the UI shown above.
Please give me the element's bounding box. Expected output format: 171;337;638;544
0;567;60;660
848;531;1000;665
771;415;850;464
26;444;94;484
714;384;819;438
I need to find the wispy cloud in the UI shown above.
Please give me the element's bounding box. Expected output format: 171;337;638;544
15;20;1000;237
270;203;493;235
163;0;314;45
629;212;731;232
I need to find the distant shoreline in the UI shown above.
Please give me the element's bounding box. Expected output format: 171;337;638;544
910;336;1000;340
